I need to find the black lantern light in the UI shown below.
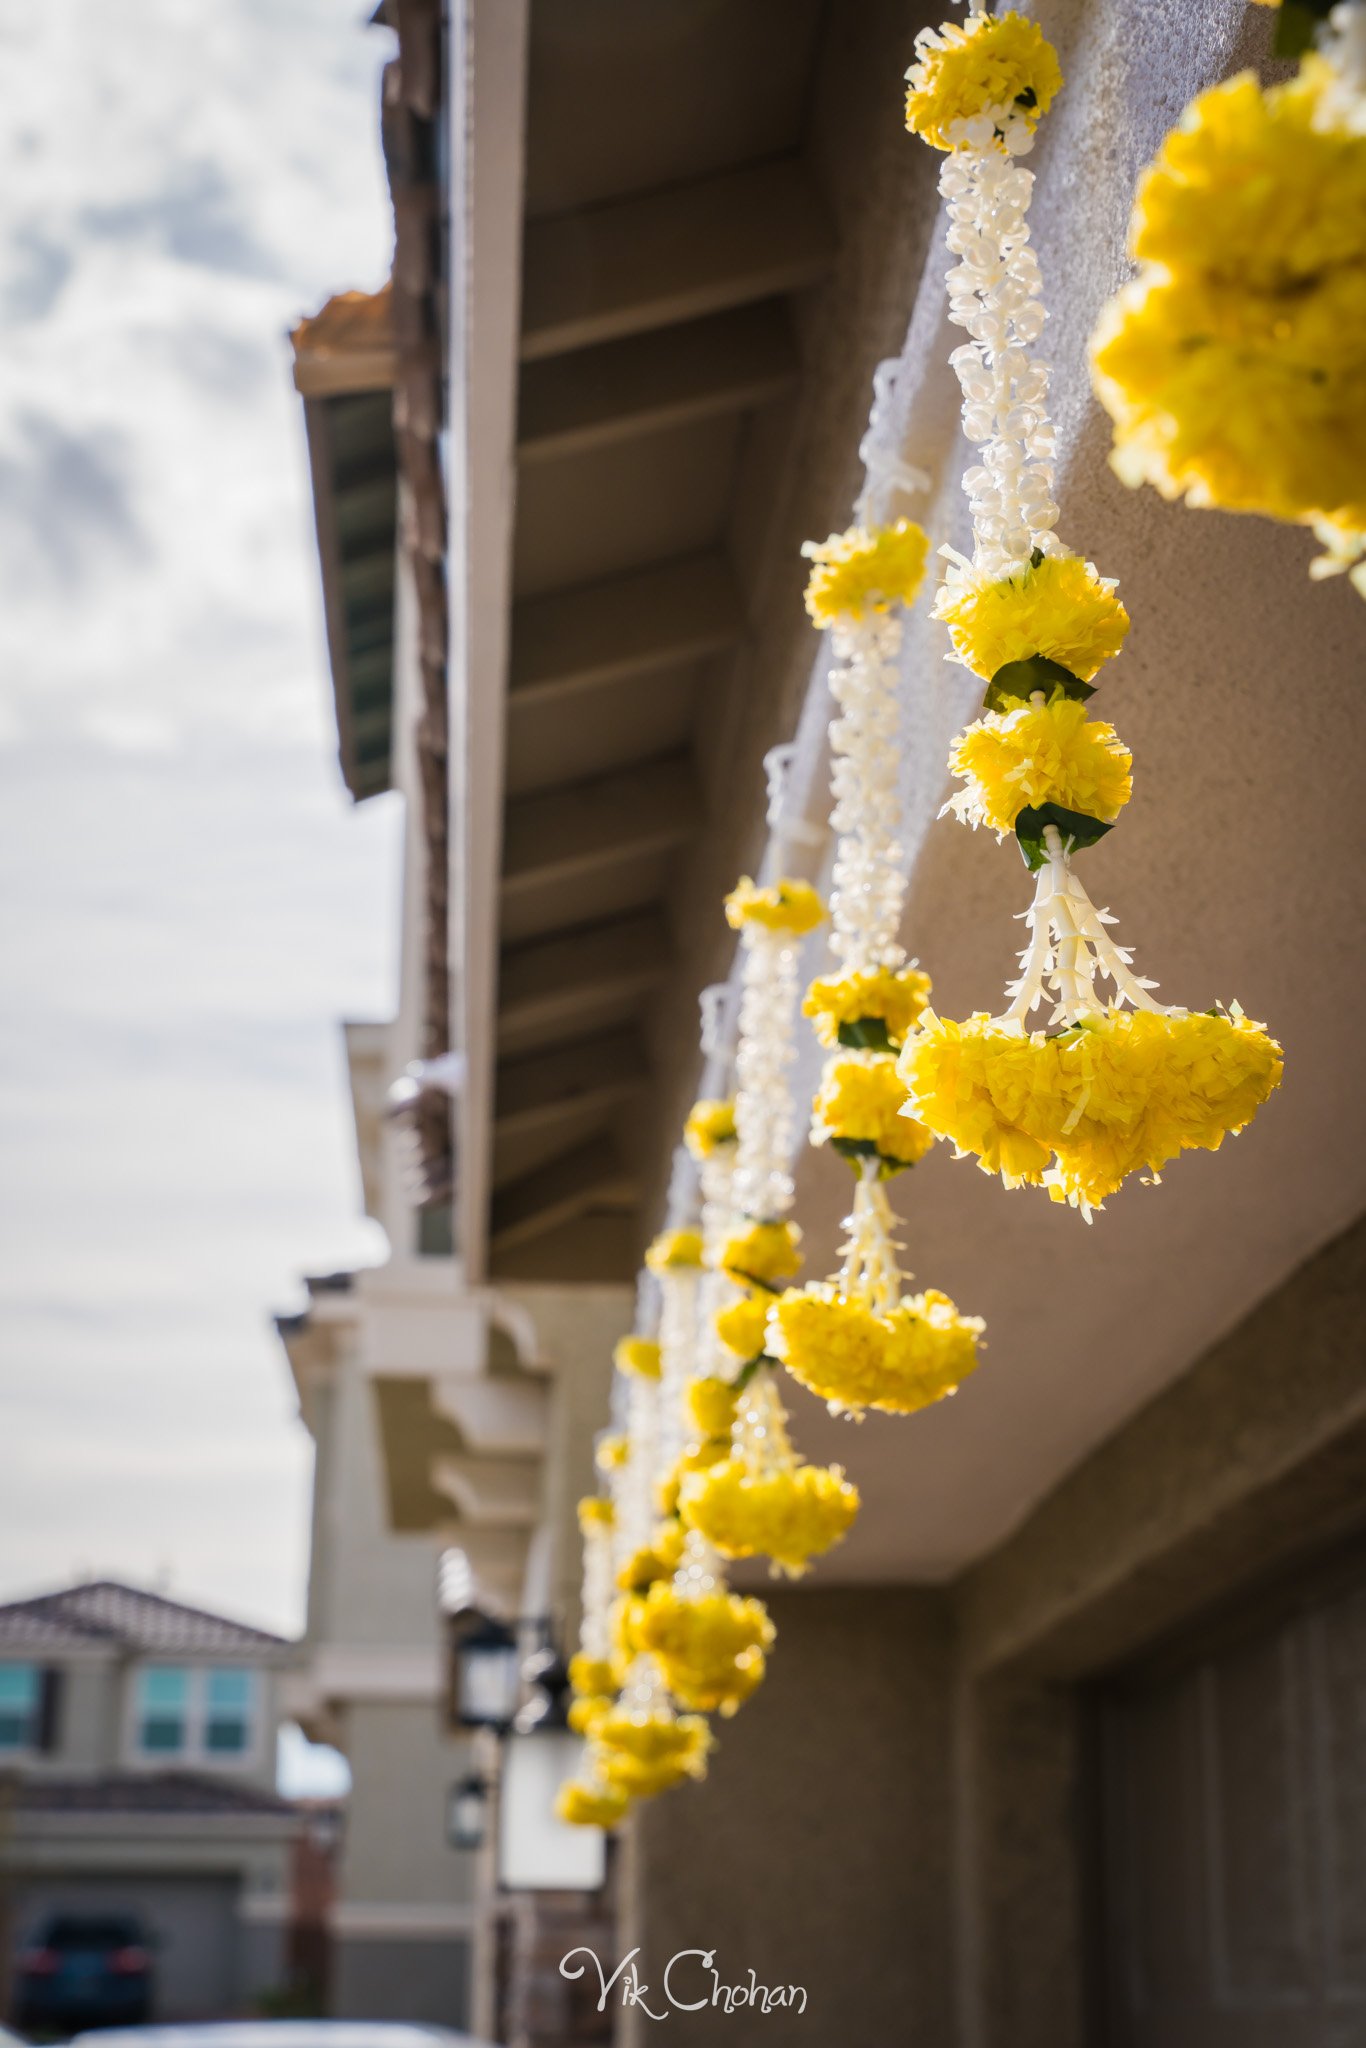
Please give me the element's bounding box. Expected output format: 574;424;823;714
446;1772;488;1852
451;1612;521;1732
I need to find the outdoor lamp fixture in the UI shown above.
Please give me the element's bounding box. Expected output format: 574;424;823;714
499;1651;604;1892
450;1613;522;1733
446;1772;489;1853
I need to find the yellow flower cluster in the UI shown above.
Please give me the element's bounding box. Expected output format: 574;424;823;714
556;1779;630;1829
801;520;930;627
621;1584;774;1716
724;876;826;937
595;1432;629;1473
568;1695;610;1738
947;696;1133;837
683;1097;737;1160
720;1219;803;1292
577;1496;614;1535
811;1050;936;1175
568;1653;615;1701
899;1006;1284;1210
616;1523;686;1594
612;1334;661;1380
685;1375;741;1439
593;1707;714;1797
904;12;1063;151
803;965;932;1049
768;1284;984;1419
713;1297;770;1362
644;1227;704;1273
680;1459;860;1578
1091;63;1366;587
934;553;1130;684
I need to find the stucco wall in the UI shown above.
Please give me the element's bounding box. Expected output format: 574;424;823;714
621;1588;955;2048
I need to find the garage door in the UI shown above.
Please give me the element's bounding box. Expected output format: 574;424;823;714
1095;1553;1366;2046
13;1872;240;2019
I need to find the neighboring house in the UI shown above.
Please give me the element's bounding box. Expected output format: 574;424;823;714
0;1580;298;2022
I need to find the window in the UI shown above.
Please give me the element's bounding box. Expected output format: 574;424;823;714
132;1665;257;1762
0;1663;39;1751
136;1667;188;1754
205;1668;255;1753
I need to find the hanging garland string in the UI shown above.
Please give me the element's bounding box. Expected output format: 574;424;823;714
893;5;1283;1219
1091;0;1366;594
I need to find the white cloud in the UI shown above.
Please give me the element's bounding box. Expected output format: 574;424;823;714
0;1;403;1637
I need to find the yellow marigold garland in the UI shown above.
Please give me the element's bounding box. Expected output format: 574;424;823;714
681;1459;859;1578
685;1374;742;1439
621;1583;774;1716
801;519;930;627
769;1283;983;1421
720;1218;803;1292
712;1297;767;1362
724;876;826;937
810;1049;935;1175
901;1006;1284;1212
947;695;1133;838
803;964;932;1050
905;10;1063;152
1090;54;1366;591
933;552;1130;685
556;1778;631;1829
645;1227;704;1273
612;1334;661;1380
683;1097;737;1160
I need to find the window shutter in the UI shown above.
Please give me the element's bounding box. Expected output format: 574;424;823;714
37;1666;63;1753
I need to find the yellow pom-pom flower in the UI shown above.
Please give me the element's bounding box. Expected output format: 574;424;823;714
905;12;1063;151
644;1227;704;1273
1091;65;1366;588
622;1584;774;1715
899;1006;1284;1211
719;1219;803;1291
612;1334;661;1380
568;1653;615;1701
768;1285;984;1420
724;876;826;937
683;1097;737;1160
685;1374;741;1439
933;552;1130;684
576;1496;615;1536
680;1460;860;1578
801;520;930;627
615;1523;686;1594
556;1778;631;1829
803;965;932;1050
594;1432;629;1474
811;1050;936;1175
593;1708;714;1795
568;1695;610;1738
713;1296;771;1362
947;696;1133;837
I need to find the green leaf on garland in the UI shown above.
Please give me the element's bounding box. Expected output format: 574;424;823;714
836;1016;896;1052
985;655;1095;712
1015;802;1114;872
1274;0;1334;58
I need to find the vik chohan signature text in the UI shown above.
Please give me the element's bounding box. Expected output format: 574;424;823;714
561;1946;807;2019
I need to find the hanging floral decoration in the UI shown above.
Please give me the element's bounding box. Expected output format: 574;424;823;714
760;358;986;1418
1090;2;1366;592
893;6;1282;1217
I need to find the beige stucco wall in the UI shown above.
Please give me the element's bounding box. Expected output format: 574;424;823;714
621;1587;956;2048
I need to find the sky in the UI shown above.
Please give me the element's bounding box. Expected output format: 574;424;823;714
0;0;403;1731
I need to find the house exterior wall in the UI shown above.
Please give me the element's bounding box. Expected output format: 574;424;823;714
622;1218;1366;2048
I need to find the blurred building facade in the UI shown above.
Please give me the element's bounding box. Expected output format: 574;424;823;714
284;3;1366;2045
0;1580;298;2021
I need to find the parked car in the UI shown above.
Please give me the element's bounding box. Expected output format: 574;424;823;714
14;1911;154;2031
